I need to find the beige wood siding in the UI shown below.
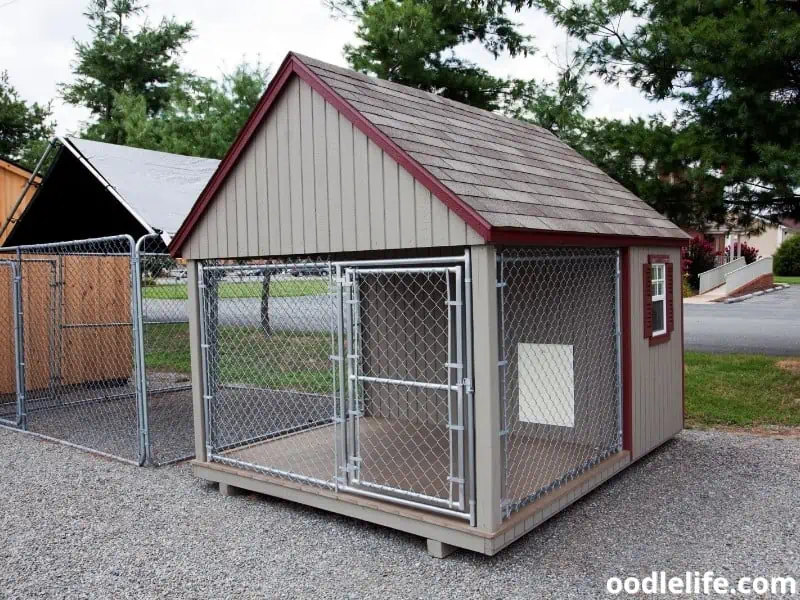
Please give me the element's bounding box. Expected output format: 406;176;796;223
628;246;683;459
182;76;483;259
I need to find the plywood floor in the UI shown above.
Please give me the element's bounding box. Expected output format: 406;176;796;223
221;417;609;508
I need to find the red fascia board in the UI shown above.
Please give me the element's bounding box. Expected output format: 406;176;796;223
489;228;689;248
168;53;493;256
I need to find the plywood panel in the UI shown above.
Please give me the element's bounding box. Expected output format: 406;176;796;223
181;75;486;259
0;162;39;246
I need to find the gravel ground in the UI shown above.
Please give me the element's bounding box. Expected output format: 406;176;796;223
1;428;798;599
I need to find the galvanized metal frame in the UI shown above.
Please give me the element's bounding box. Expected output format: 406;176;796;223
197;252;476;524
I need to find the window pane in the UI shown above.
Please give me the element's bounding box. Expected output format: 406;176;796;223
652;299;665;333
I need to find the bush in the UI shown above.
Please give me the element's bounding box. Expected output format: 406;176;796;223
685;236;720;291
724;241;759;264
774;235;800;276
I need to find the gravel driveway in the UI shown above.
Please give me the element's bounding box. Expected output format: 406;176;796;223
1;428;798;599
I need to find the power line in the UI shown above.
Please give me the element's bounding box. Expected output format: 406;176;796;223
0;0;23;9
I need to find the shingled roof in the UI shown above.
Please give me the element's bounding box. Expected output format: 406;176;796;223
170;52;687;254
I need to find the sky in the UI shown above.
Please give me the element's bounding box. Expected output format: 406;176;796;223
0;0;677;136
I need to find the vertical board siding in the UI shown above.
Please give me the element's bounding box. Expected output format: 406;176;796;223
183;76;483;259
0;163;38;246
628;246;683;459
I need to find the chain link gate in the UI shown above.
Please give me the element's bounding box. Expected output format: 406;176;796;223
199;255;474;521
497;247;622;518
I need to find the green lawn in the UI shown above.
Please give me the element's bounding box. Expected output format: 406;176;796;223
142;278;328;300
774;275;800;285
145;329;800;430
144;322;332;393
685;352;800;428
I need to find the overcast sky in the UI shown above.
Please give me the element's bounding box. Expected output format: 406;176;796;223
0;0;677;136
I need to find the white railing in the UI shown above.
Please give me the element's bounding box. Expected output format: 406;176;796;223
698;257;746;294
724;257;773;296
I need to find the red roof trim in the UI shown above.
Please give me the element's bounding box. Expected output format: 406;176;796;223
168;53;493;255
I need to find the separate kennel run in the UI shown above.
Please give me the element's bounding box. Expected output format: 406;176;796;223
0;234;194;466
197;248;620;523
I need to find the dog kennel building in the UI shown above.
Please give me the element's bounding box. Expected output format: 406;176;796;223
168;53;688;556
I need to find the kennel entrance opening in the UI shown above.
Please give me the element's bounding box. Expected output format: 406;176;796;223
200;255;473;522
338;264;468;518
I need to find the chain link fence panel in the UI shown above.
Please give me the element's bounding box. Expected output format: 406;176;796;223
0;236;144;464
200;258;338;487
498;247;622;518
137;234;194;465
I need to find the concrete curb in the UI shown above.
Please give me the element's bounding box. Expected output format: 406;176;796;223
723;283;790;304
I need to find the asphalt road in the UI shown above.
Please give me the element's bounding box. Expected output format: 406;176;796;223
143;295;332;332
145;286;800;354
684;286;800;355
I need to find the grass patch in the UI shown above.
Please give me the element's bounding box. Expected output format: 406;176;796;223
774;275;800;285
685;352;800;428
144;322;331;393
142;278;328;300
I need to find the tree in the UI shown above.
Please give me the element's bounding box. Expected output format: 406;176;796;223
0;71;55;169
501;0;800;226
61;0;194;144
326;0;533;110
581;117;727;228
503;53;592;150
110;62;270;159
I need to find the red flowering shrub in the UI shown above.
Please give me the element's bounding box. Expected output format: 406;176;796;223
724;241;759;264
685;236;720;291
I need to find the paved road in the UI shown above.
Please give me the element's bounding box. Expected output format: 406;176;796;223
684;286;800;355
143;295;332;332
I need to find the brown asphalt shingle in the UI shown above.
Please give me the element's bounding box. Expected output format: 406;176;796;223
296;54;688;241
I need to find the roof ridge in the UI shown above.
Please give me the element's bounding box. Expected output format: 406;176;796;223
290;53;559;140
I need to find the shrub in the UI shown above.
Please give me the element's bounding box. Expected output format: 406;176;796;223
685;236;720;291
774;235;800;276
724;241;759;264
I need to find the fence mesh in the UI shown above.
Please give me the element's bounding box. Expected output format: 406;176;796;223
201;259;338;487
0;234;196;466
346;267;466;511
0;237;142;463
138;234;193;465
498;247;621;517
0;260;20;427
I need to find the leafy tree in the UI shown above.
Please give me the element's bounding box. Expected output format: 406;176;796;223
500;0;800;226
581;116;727;228
773;234;800;276
61;0;194;144
504;54;592;149
111;62;270;159
326;0;533;110
0;71;55;169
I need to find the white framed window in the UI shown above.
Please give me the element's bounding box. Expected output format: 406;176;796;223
651;263;667;336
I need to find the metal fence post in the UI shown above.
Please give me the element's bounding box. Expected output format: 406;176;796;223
129;235;149;465
13;250;27;430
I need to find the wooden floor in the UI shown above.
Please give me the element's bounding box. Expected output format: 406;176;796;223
222;417;606;508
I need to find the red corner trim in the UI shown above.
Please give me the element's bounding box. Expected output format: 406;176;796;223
168;53;493;256
621;248;633;453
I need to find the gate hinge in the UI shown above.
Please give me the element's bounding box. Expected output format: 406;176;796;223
463;378;473;394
